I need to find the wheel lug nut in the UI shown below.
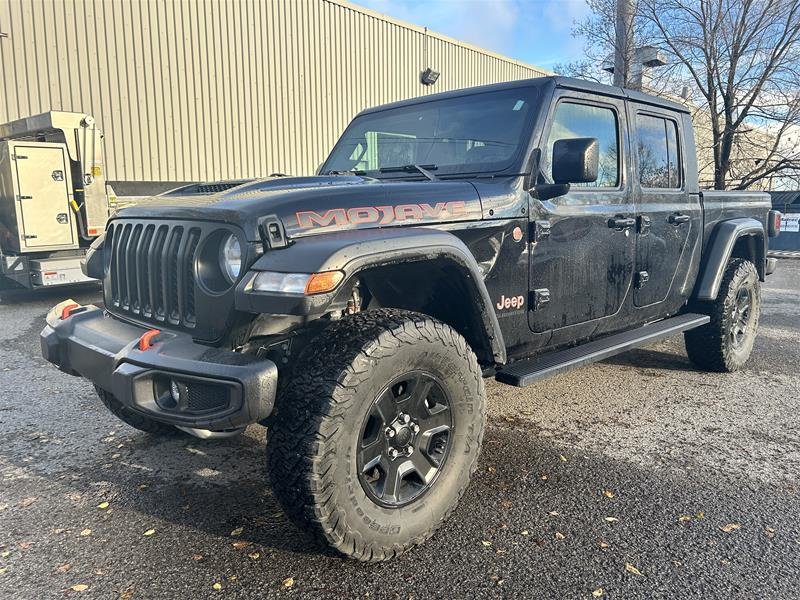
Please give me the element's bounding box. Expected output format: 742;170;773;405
406;446;414;455
402;414;411;424
411;423;419;433
388;448;398;459
385;427;395;438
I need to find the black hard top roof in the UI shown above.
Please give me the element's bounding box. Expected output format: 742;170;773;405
358;75;690;116
769;190;800;207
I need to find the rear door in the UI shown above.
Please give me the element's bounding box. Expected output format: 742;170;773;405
629;107;700;308
14;144;75;248
528;92;635;333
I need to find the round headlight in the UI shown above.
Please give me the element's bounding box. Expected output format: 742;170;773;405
219;234;242;283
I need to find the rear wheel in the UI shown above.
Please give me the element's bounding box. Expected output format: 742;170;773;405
684;258;761;372
95;386;177;435
266;309;486;561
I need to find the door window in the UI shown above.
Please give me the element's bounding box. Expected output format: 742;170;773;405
545;102;620;188
635;114;681;189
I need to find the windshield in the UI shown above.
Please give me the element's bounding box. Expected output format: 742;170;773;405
321;87;540;177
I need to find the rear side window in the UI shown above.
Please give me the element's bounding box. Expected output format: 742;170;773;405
635;114;681;189
546;102;620;188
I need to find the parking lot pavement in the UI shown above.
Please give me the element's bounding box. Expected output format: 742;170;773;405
1;262;798;599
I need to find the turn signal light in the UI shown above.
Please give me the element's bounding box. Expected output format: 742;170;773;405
250;270;345;295
305;271;345;295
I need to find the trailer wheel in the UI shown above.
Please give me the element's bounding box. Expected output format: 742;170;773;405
95;386;177;435
684;258;761;372
266;309;486;562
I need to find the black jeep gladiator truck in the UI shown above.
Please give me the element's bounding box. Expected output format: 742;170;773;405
41;76;780;561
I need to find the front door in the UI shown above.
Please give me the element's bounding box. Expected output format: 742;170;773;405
528;93;635;334
629;107;700;308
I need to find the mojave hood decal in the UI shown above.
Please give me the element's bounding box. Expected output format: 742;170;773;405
295;201;469;230
116;175;484;240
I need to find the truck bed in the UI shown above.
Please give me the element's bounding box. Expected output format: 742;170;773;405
700;190;771;248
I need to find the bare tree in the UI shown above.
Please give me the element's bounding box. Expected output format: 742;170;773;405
558;0;800;190
557;0;620;83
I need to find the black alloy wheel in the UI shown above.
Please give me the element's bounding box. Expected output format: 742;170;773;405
357;371;453;507
729;285;754;349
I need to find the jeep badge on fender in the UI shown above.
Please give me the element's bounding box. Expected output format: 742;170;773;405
496;294;525;310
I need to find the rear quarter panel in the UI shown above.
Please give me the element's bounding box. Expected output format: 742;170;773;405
700;190;770;249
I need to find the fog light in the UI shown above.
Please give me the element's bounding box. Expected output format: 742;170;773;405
156;379;181;410
170;380;182;403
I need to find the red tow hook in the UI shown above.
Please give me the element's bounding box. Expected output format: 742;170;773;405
60;303;81;320
138;329;162;351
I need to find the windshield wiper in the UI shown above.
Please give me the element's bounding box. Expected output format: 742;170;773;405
378;164;439;181
322;169;366;176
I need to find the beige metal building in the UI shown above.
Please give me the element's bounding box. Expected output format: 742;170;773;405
0;0;548;183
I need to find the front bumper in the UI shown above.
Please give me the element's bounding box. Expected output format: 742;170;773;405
40;300;278;430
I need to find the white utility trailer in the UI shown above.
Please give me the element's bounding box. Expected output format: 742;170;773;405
0;111;109;291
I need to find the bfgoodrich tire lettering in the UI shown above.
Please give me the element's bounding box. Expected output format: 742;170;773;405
684;258;761;372
266;309;486;562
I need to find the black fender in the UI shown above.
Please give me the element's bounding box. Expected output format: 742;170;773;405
695;218;766;301
81;233;106;279
235;227;507;364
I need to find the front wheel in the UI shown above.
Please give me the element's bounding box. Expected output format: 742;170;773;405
266;309;486;561
684;258;761;372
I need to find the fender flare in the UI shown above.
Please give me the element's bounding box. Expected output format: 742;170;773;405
235;227;507;364
695;218;765;301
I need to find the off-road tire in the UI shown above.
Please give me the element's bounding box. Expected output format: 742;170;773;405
684;258;761;372
266;308;486;562
95;386;177;435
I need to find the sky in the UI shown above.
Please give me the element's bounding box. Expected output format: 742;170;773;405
350;0;591;70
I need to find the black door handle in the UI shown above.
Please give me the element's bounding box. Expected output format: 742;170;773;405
608;216;636;230
669;213;691;225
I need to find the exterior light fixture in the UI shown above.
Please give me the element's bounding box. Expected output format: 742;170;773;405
420;68;440;86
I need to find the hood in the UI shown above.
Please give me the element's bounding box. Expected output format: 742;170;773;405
115;175;484;241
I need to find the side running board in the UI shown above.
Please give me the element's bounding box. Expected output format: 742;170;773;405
495;313;710;388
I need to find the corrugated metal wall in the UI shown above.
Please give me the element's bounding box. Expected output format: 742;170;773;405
0;0;548;182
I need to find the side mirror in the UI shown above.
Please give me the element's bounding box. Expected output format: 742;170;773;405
552;137;599;184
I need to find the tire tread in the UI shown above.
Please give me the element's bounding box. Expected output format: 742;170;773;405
267;308;485;562
684;258;760;372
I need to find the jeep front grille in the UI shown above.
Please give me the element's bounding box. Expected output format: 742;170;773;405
107;221;201;328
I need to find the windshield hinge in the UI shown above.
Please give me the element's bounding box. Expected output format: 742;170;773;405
258;215;288;249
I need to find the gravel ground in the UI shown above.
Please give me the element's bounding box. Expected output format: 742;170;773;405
0;262;798;599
